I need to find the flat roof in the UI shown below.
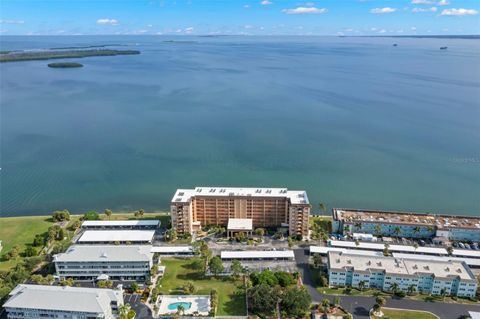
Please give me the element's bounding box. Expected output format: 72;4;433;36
54;245;153;262
333;208;480;230
310;246;480;267
221;250;295;259
78;230;155;243
4;284;122;313
310;246;383;257
328;240;480;258
150;246;193;253
82;220;160;227
469;312;480;319
328;251;476;281
228;218;253;231
172;187;309;205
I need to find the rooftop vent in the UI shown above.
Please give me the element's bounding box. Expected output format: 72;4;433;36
100;252;108;258
424;265;429;270
178;192;184;196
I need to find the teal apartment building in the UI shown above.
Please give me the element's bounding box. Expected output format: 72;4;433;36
328;251;478;298
332;209;480;242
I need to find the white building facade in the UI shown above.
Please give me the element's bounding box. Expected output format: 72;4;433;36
54;245;154;282
4;284;123;319
327;251;477;298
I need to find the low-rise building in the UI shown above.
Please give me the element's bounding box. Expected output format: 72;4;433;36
54;245;154;282
3;284;123;319
327;251;477;298
77;230;155;244
332;208;480;241
81;220;160;230
150;246;194;256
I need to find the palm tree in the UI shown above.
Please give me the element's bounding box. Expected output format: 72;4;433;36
427;226;434;233
407;284;416;295
358;281;366;291
372;304;381;314
118;304;132;319
104;209;112;220
390;282;399;294
343;225;350;234
440;288;447;300
413;243;419;251
374;224;382;236
375;296;386;308
354;222;362;230
413;226;421;235
177;304;185;316
319;203;326;213
393;226;402;237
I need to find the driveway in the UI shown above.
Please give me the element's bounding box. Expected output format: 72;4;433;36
294;248;480;319
124;293;153;319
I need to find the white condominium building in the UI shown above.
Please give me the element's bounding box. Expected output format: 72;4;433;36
328;251;478;298
54;245;154;282
4;284;123;319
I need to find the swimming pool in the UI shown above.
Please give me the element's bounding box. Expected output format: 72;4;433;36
167;302;192;311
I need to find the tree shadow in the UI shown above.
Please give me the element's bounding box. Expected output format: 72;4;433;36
221;292;247;316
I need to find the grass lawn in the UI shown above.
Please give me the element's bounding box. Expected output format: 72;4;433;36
0;216;54;271
372;308;438;319
101;212;171;227
158;258;246;316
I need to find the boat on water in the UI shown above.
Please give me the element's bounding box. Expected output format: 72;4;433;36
440;46;448;50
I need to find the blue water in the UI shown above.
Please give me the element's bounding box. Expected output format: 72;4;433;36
0;36;479;216
167;301;192;311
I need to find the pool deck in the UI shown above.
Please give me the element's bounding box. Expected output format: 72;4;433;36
157;295;211;316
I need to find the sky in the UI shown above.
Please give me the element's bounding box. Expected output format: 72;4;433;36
0;0;479;36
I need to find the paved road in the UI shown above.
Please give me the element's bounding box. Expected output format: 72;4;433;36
294;248;480;319
124;293;153;319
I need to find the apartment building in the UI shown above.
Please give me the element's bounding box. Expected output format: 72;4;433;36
327;251;478;298
3;284;123;319
54;245;154;282
170;187;310;238
332;208;480;241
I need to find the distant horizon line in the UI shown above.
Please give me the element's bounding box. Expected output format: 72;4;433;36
1;34;479;37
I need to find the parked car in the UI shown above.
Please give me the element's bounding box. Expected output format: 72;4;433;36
464;243;471;249
459;243;465;249
419;240;426;246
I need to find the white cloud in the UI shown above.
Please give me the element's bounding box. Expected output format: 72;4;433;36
437;0;449;6
411;0;433;4
370;7;397;14
0;19;25;24
412;6;437;12
370;27;377;31
184;27;194;34
244;4;250;8
261;0;272;5
244;24;253;29
378;29;387;33
282;7;328;14
441;8;479;16
96;18;119;25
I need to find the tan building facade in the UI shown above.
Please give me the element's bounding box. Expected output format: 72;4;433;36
170;187;310;238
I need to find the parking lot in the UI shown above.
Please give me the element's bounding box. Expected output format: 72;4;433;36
124;293;152;318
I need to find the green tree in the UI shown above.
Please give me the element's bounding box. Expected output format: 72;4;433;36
275;271;294;287
247;284;279;316
52;210;70;222
97;280;113;288
69;220;81;231
131;282;139;292
118;304;136;319
393;226;402;237
383;243;390;256
413;226;421;235
313;253;323;268
59;278;75;286
407;284;416;295
358;280;366;291
183;281;196;294
321;298;331;313
447;245;454;256
231;260;244;278
104;209;112;219
33;234;46;247
134;209;145;217
208;256;224;276
210;288;219;315
254;228;265;237
7;245;21;259
375;296;386;308
165;228;177;242
374;224;382;235
333;296;341;307
390;282;399;293
24;246;37;257
83;211;100;220
250;269;278;287
281;287;311;318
